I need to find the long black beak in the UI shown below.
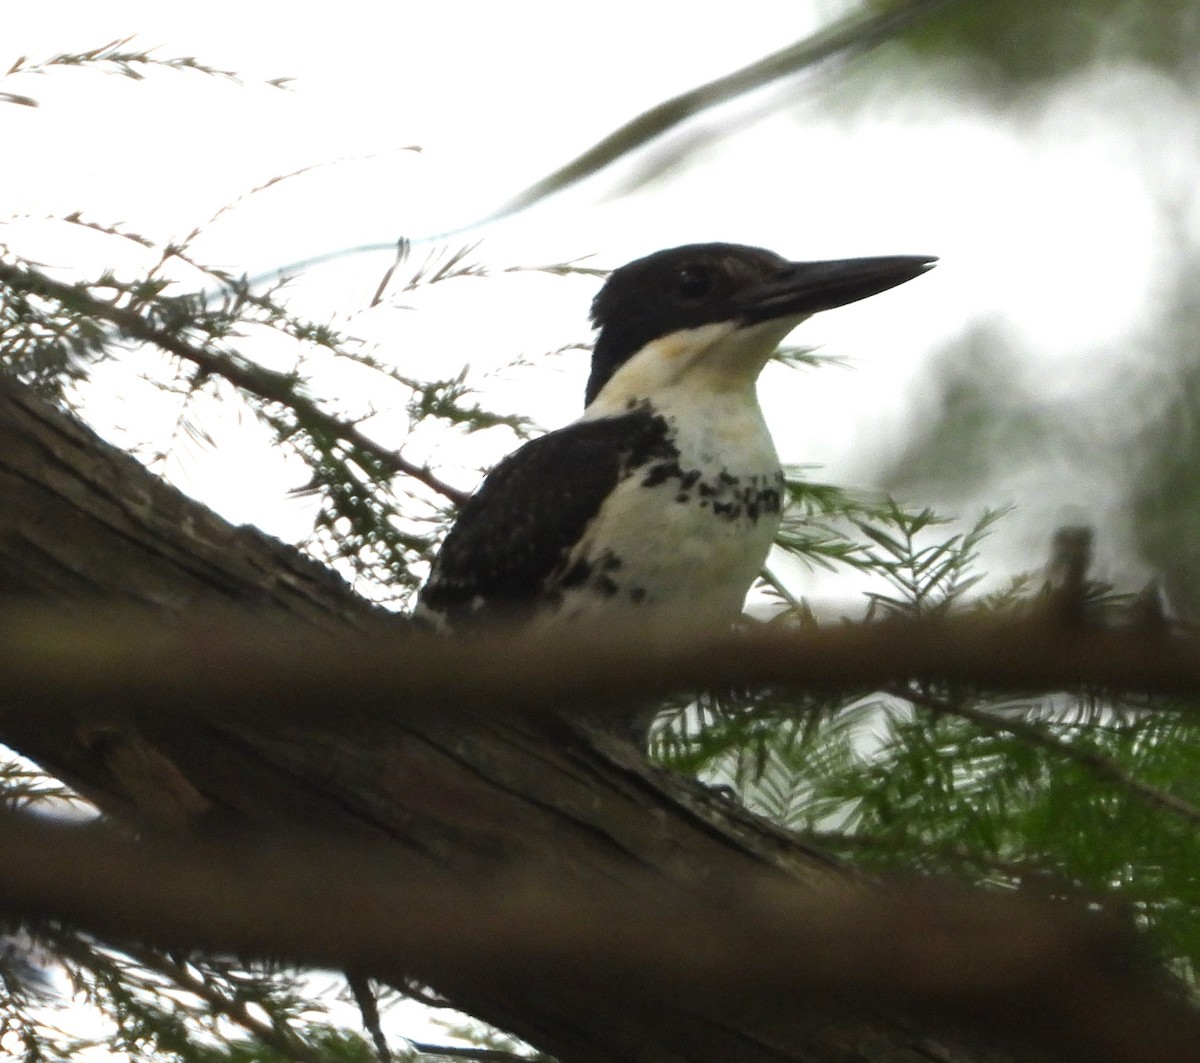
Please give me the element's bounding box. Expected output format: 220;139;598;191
736;255;936;323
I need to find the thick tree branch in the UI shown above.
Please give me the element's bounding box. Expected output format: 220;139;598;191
0;811;1195;1063
0;607;1196;727
1;376;1195;1063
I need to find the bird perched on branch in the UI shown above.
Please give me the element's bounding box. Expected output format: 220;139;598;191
416;243;934;732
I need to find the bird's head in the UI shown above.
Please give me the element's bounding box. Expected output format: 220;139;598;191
585;242;935;408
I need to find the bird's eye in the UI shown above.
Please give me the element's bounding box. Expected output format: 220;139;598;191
675;266;713;300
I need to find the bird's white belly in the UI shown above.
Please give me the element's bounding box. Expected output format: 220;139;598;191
556;396;782;626
569;487;778;616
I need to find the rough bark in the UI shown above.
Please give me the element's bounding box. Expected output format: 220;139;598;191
0;378;1188;1063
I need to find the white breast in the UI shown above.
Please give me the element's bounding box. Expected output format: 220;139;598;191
555;386;782;626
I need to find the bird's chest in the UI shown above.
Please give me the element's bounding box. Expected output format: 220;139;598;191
557;400;783;620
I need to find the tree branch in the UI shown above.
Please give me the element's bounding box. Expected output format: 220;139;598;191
3;375;1195;1063
0;259;468;506
0;607;1197;728
0;811;1195;1063
49;933;331;1063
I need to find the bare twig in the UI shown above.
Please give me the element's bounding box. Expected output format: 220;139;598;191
348;972;392;1063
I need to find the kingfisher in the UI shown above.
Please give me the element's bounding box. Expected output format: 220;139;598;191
416;243;934;712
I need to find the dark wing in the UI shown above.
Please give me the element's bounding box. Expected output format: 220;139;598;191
417;410;674;629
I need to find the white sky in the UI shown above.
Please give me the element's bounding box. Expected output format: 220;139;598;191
4;1;1198;1054
1;7;1192;605
6;4;1191;597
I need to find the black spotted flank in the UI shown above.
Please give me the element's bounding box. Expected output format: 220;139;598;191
560;549;622;591
418;403;786;630
642;458;784;525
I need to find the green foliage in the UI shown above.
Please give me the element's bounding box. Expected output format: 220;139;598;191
0;226;594;603
0;927;386;1063
659;491;1200;989
816;699;1200;977
0;59;592;1057
1123;260;1200;615
885;0;1200;88
0;270;111;401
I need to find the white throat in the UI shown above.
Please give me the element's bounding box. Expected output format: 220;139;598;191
584;316;804;419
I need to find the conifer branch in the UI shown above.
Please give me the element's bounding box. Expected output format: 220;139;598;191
0;259;469;506
48;933;331;1063
3;36;288;87
895;685;1200;828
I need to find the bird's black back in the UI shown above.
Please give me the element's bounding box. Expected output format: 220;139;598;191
417;408;678;629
